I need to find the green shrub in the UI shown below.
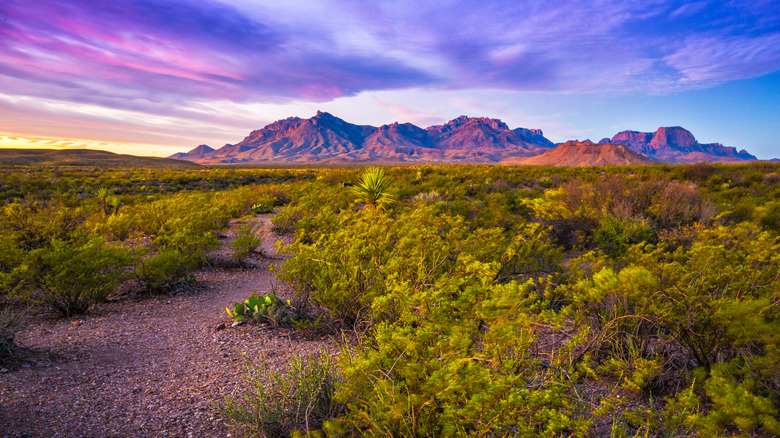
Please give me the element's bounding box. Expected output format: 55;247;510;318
276;206;507;324
270;180;351;239
93;212;135;241
216;350;342;437
1;200;83;250
757;201;780;233
230;221;263;262
327;265;590;437
23;236;133;316
135;249;197;294
593;215;654;256
251;203;274;214
567;223;779;435
0;232;24;298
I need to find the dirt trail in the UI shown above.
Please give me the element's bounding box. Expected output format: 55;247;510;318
0;216;330;437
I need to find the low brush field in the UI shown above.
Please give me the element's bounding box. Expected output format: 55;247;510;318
1;162;778;437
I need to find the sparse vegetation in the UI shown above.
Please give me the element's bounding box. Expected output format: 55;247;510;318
1;162;779;436
230;221;264;263
216;350;342;437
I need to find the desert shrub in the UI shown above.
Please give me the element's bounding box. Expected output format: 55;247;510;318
0;232;24;298
0;200;83;250
567;223;779;435
93;212;135;241
647;180;713;229
230;221;263;262
270;208;303;235
217;350;342;437
270;180;353;240
593;216;654;256
135;249;197;294
251;203;274;214
22;236;133;316
682;162;718;182
495;221;563;287
757;201;780;233
410;190;441;203
530;175;714;249
326;265;591;437
256;185;292;206
277;206;507;324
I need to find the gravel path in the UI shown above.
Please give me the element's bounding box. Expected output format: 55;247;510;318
0;216;332;437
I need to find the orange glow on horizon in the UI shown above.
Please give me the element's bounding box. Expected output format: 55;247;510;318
0;134;183;158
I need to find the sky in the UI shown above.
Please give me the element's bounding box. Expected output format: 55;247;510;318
1;0;779;159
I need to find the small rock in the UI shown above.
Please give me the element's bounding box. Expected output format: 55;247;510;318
231;321;245;328
215;322;226;331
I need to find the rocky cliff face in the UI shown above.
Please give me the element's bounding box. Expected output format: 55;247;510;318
175;112;555;164
609;127;755;163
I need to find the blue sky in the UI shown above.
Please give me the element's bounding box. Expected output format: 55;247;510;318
0;0;778;158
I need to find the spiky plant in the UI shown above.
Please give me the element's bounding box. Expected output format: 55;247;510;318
96;187;111;215
107;195;121;215
351;167;395;210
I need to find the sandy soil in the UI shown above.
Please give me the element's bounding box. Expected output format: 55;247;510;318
0;215;332;437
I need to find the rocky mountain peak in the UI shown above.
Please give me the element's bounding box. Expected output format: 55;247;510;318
428;116;510;133
167;113;757;165
189;144;214;156
650;127;696;149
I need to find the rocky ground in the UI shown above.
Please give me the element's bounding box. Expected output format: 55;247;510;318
0;215;333;437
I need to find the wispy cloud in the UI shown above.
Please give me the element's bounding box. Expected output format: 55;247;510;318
2;0;777;107
0;0;777;157
664;33;780;84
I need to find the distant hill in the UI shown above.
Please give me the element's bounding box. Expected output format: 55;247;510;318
171;111;555;164
168;144;214;161
602;127;756;163
507;142;657;166
0;148;200;168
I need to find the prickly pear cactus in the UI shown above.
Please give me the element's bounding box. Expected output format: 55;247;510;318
227;291;293;325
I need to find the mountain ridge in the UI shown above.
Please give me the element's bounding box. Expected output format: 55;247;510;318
170;112;758;165
603;127;756;163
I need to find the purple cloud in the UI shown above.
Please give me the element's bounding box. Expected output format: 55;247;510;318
0;0;777;113
0;0;438;107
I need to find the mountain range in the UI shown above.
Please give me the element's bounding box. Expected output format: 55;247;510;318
170;112;758;165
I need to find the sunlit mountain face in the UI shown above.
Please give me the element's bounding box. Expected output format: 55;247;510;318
168;112;759;165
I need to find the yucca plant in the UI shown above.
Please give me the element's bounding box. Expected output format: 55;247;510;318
96;187;111;215
351;167;395;210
